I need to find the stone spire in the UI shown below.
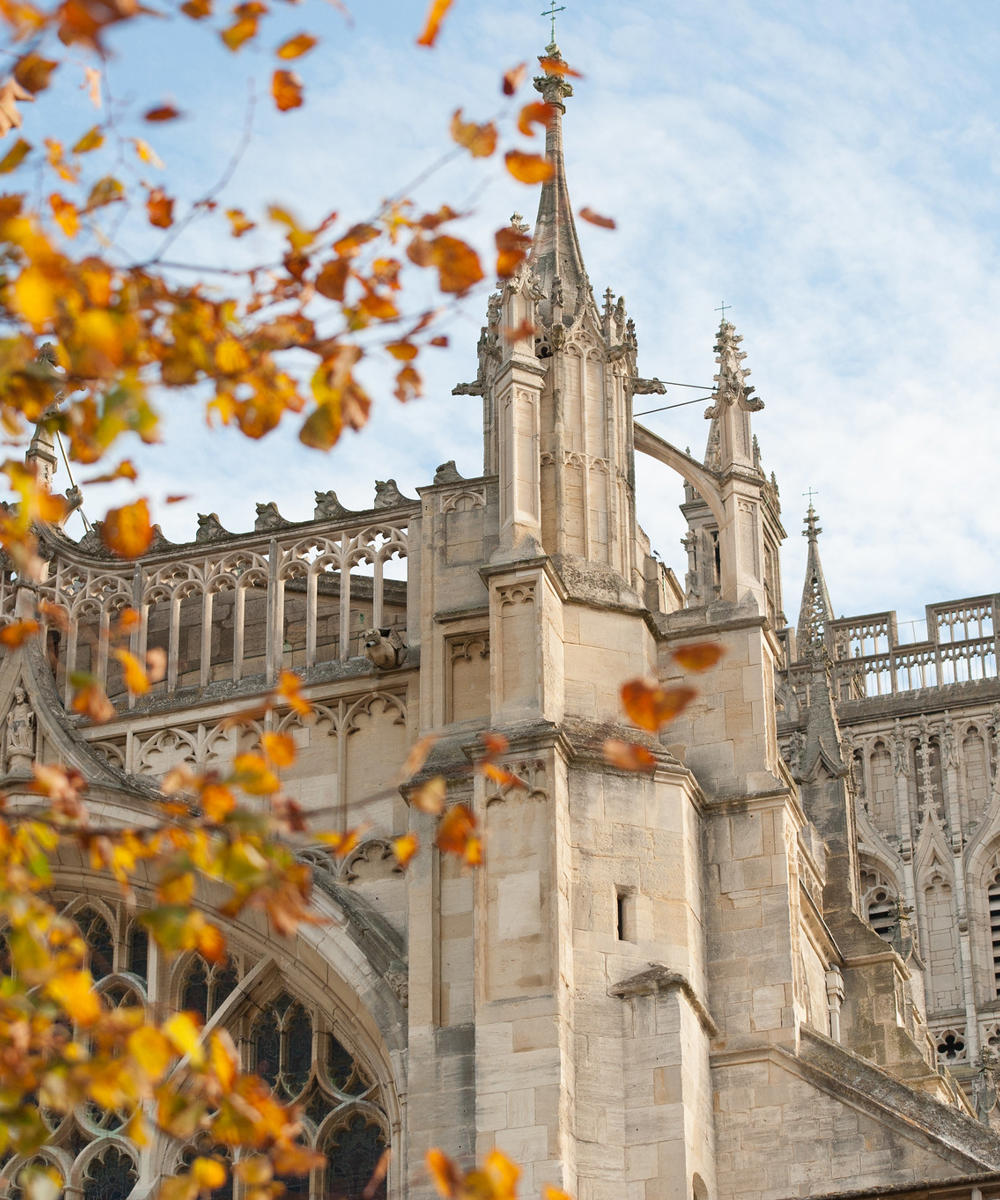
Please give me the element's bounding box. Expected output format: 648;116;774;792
530;44;591;318
797;504;834;659
703;319;763;472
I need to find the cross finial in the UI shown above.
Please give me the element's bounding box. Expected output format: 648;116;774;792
715;300;730;323
541;0;566;43
803;486;818;506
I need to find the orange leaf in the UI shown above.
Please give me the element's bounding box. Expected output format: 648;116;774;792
428;234;483;295
400;734;437;780
114;648;150;695
672;642;725;672
502;62;526;95
225;207;255;237
101;498;153;558
479;732;508;759
538;55;583;78
261;730;296;767
181;0;212;16
505;150;553;185
144;104;181;122
0;618;39;647
72;680;115;723
503;319;536;341
115;607;140;633
450;108;497;158
579;206;616;230
146;186;174;228
191;1159;227;1192
196;922;226;964
276;32;316;58
387;341;418;362
232;752;280;795
271;69;303;112
495;224;531;278
603;738;657;773
410;775;446;815
276;668;312;716
394;364;421;403
146;646;167;683
517;101;555;137
392;832;419;868
436;803;477;856
480;762;527;790
463;834;483;866
426;1149;461;1198
315;256;350;301
416;0;453;46
621;679;697;732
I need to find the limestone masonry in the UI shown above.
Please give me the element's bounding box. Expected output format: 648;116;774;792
3;42;1000;1200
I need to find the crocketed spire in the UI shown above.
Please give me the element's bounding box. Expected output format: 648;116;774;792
703;319;763;471
529;43;591;318
797;504;834;658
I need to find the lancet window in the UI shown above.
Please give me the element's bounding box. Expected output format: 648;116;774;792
860;866;900;941
989;869;1000;998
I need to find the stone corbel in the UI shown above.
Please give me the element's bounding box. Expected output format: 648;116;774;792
609;962;717;1036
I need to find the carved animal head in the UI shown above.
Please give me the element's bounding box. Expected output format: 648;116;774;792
363;628;401;670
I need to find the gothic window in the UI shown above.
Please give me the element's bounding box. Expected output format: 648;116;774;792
860;866;899;940
323;1114;387;1200
180;955;240;1022
75;907;114;981
126;924;148;982
82;1144;138;1200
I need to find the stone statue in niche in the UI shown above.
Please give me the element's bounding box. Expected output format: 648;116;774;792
363;628;407;671
5;686;35;772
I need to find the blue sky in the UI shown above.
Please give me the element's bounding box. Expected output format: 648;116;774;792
25;0;1000;634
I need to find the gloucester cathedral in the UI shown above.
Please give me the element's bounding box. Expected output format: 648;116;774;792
5;42;1000;1200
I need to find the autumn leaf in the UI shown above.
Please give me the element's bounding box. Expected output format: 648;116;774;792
400;734;437;780
505;150;554;184
502;62;526;95
276;668;312;716
12;266;57;329
672;641;725;672
517;101;555;137
428;234;483;294
225;207;255;237
144;104;182;122
0;137;30;172
450;109;498;158
146;186;174;228
272;69;303;112
480;762;528;790
410;775;446;815
128;1025;172;1082
603;738;657;773
538;55;583;78
426;1149;461;1198
72;124;104;153
495;224;531;278
416;0;453;46
101;498;153;558
579;206;616;229
276;32;316;58
83;65;101;107
49;193;79;237
71;677;116;723
621;679;697;732
261;730;296;767
436;803;478;859
315;257;350;300
479;731;508;759
163;1011;205;1066
132;137;163;168
114;648;151;695
191;1159;227;1192
392;832;419;868
147;646;167;683
46;969;101;1025
0;618;39;647
13;55;57;94
232;752;280;795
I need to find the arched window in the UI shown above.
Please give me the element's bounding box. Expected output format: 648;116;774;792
180;955;240;1022
82;1144;138;1200
323;1114;387;1200
75;908;114;981
861;866;900;941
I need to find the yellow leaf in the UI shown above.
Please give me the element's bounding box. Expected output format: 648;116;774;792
115;648;150;695
276;32;317;58
271;69;303;112
484;1150;520;1200
0;137;31;173
72;124;104;153
416;0;453;46
12;265;57;329
234;1157;272;1186
425;1149;460;1198
46;969;101;1026
132;137;163;168
158;1176;198;1200
208;1029;237;1092
164;1011;205;1066
261;730;296;767
400;734;437;780
671;641;725;672
410;775;446;815
392;832;419;868
128;1025;173;1083
191;1159;227;1191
